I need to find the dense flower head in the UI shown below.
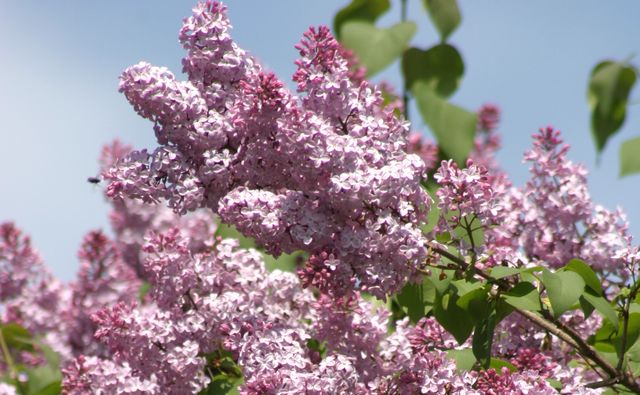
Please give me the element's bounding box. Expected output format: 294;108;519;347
3;2;640;394
491;126;635;277
434;159;503;231
105;1;431;297
407;132;439;172
0;223;46;301
477;103;500;133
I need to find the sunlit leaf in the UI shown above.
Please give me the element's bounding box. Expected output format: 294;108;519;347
333;0;390;39
423;0;461;41
501;282;541;312
620;136;640;177
541;270;585;318
564;258;602;295
340;21;417;77
412;83;476;164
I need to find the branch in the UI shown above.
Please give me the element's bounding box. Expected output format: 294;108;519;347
428;246;640;393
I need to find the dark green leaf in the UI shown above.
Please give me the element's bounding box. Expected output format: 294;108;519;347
412;83;476;164
564;258;602;295
620;136;640;177
333;0;390;39
402;44;464;98
340;21;417;77
615;313;640;355
579;295;595;319
472;313;496;368
587;60;637;153
541;270;585;318
454;283;491;323
396;279;436;323
434;290;474;344
423;0;461;41
582;292;619;328
1;323;34;352
501;282;541;312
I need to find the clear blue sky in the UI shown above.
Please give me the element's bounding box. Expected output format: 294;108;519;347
1;1;639;280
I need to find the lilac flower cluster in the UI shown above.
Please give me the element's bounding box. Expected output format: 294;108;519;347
2;167;603;394
3;2;639;394
491;127;635;276
105;2;431;298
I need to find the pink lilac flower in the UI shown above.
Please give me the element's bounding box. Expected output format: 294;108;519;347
106;2;431;298
407;132;439;172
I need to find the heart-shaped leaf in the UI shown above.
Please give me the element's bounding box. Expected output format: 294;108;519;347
412;83;476;164
501;282;541;312
588;60;637;154
582;292;618;328
402;44;464;98
334;0;390;39
434;289;474;344
340;21;417;77
396;279;436;323
423;0;461;41
620;136;640;177
541;270;585;318
472;313;496;369
564;258;602;295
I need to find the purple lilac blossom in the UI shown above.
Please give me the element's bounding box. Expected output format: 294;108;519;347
106;2;431;298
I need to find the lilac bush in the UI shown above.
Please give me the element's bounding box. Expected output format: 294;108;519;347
2;2;640;394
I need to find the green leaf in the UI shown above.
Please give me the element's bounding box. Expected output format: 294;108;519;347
138;281;151;302
564;258;602;295
402;44;464;98
452;279;483;297
396;279;436;323
433;289;474;344
1;323;34;352
579;295;595;319
615;313;640;355
427;268;455;294
620;136;640;177
501;282;541;312
489;266;542;280
199;375;241;395
30;381;61;395
25;365;62;395
587;60;637;153
446;348;475;372
340;21;417;77
454;283;491;323
333;0;390;39
412;83;477;164
546;378;563;390
472;313;496;368
582;292;619;328
541;270;585;318
423;0;461;41
489;358;517;372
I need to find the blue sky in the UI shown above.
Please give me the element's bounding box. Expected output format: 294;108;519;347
1;1;639;280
